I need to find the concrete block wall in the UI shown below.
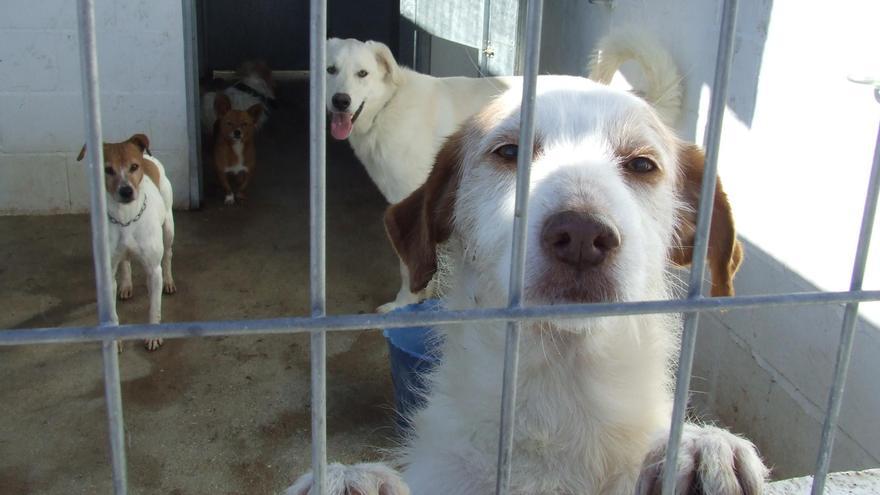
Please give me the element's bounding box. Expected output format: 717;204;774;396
540;0;880;479
0;0;191;214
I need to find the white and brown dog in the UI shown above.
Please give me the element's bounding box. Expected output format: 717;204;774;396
202;60;276;133
289;59;765;495
77;134;176;351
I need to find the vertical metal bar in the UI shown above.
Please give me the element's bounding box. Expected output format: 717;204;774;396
309;0;328;493
76;0;128;493
182;0;203;209
479;0;492;75
495;2;542;494
661;1;738;495
810;121;880;495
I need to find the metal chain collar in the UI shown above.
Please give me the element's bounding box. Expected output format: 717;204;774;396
107;194;147;227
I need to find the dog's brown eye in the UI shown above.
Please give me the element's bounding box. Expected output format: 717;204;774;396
625;157;657;173
327;66;338;75
493;144;519;161
104;166;115;175
130;163;139;172
357;69;368;78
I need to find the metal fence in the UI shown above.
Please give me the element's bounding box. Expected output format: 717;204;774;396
1;0;878;494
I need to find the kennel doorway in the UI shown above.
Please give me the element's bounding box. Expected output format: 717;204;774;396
184;0;401;208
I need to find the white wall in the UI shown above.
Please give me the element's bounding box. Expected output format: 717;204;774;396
0;0;191;214
541;0;880;479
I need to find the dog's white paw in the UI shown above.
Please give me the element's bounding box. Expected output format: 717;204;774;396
636;424;768;495
144;338;163;351
376;301;405;314
376;293;423;314
224;193;235;205
287;462;409;495
117;284;133;300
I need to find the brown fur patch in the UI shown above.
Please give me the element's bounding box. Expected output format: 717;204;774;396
384;129;464;292
141;157;161;187
670;144;743;297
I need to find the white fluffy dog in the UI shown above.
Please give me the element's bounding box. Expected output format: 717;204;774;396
289;43;766;495
325;38;515;313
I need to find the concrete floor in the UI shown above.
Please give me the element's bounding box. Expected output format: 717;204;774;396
0;81;402;494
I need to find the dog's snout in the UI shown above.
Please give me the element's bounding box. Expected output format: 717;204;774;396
232;129;242;139
541;211;620;269
332;93;351;111
119;185;134;200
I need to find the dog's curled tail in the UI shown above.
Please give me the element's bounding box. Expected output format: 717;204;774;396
588;31;682;127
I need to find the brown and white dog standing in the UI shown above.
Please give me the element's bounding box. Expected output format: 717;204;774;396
77;134;176;351
212;93;262;205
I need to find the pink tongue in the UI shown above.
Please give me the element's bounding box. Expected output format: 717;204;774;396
330;112;353;140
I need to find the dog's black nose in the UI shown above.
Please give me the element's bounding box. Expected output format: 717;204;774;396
541;211;620;268
233;129;242;138
332;93;351;111
119;185;134;200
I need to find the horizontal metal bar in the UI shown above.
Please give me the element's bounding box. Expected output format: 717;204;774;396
2;290;878;346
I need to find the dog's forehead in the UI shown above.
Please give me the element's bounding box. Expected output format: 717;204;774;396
223;110;253;124
328;39;378;68
483;76;656;140
103;142;142;166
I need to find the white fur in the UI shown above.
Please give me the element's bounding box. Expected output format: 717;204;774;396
226;141;246;174
289;59;768;495
106;154;175;351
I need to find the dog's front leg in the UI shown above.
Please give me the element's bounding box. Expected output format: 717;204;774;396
143;263;164;351
109;255;123;352
635;424;768;495
377;260;424;313
217;169;235;205
235;170;251;200
287;462;410;495
116;260;133;299
161;215;176;294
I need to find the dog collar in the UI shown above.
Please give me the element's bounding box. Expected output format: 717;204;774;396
232;81;278;110
108;194;147;227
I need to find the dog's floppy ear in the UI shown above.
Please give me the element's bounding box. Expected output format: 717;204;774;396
128;133;152;156
367;40;401;85
670;144;744;297
384;130;464;292
214;92;232;118
246;103;263;122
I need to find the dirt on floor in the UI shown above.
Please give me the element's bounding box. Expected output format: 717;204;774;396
0;80;404;495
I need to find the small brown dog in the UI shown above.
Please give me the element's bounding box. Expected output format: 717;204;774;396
212;93;261;205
